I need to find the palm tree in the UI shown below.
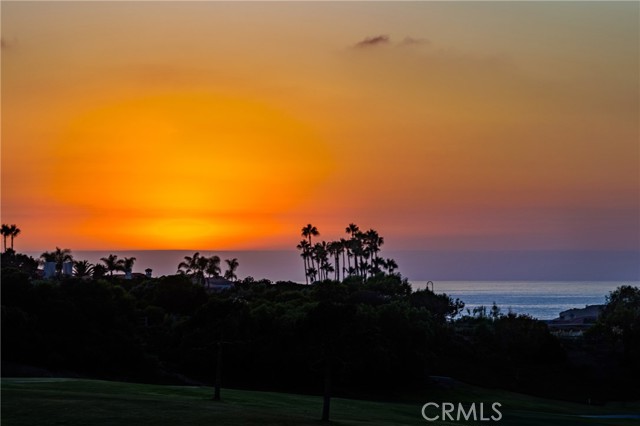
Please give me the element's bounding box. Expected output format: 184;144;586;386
203;255;221;289
41;247;73;278
301;224;319;273
224;258;239;281
364;229;383;268
92;264;107;279
196;255;209;285
343;239;353;277
345;223;360;240
306;266;318;283
359;259;370;278
327;241;342;281
206;255;221;278
339;239;348;280
371;257;386;276
178;252;199;275
385;258;398;274
178;252;206;285
1;224;10;252
345;224;361;277
302;224;319;245
313;242;330;281
349;236;364;278
101;254;124;276
73;260;95;278
8;224;21;250
123;256;136;278
296;240;311;284
322;263;335;282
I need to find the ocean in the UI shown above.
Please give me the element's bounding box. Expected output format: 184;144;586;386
25;250;638;320
410;281;636;320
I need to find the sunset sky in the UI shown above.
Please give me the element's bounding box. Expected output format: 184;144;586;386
2;1;638;257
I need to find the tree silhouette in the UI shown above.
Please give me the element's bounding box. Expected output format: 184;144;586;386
177;253;210;286
73;260;95;278
307;301;355;422
314;242;332;281
339;238;348;279
302;224;319;273
296;240;312;284
590;285;640;362
365;229;383;275
100;254;124;276
224;258;239;281
345;224;361;277
296;223;398;284
196;255;209;285
345;223;359;238
92;264;107;279
178;253;196;275
206;255;222;280
302;224;319;245
123;257;137;278
350;236;365;278
327;241;342;281
40;247;73;278
8;225;21;251
306;266;318;282
177;252;207;285
1;224;10;252
385;258;398;274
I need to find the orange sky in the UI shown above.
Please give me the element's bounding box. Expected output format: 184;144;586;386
2;1;638;252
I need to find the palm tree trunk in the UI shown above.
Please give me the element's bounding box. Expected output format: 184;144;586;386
353;254;358;278
303;256;309;285
341;250;346;280
346;252;351;277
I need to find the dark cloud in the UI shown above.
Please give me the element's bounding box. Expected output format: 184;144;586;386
353;35;431;50
354;35;390;48
399;37;430;47
1;37;18;50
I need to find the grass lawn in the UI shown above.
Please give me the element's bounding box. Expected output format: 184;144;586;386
1;378;639;425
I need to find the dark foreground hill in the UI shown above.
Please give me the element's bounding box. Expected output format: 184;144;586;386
2;378;639;426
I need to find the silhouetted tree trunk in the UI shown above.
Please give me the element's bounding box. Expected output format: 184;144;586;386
213;341;222;401
303;255;309;285
321;360;331;422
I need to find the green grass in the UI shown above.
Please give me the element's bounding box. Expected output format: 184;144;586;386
1;378;639;425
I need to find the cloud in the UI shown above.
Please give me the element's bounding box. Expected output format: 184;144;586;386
352;35;431;50
354;35;390;48
398;37;430;47
1;37;18;50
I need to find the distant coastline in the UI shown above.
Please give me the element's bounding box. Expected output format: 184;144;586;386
411;281;636;320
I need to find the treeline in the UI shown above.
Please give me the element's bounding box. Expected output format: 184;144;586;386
177;252;239;284
23;247;240;283
3;219;640;405
297;223;397;284
3;250;639;402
